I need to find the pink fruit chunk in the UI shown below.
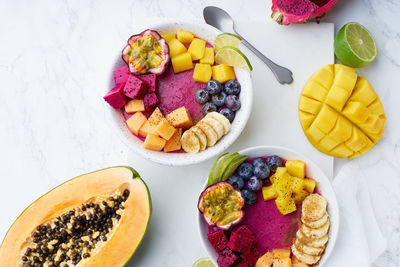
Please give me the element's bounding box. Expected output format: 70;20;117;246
113;65;130;84
104;83;128;109
123;74;148;99
233;260;250;267
208;230;228;253
139;73;158;93
217;248;238;267
143;93;159;111
227;226;257;253
241;247;259;266
271;0;337;25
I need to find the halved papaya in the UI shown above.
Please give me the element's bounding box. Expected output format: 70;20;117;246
0;166;151;266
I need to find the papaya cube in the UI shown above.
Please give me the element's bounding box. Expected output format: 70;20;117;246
212;64;236;84
273;258;292;267
193;63;212;83
164;128;182;152
188;38;206;60
303;178;317;193
143;134;166;151
155;118;176;140
342;101;370;123
293;189;309;205
168;38;187;57
272;248;291;259
166;106;193;129
171;52;193;73
126;112;147;136
275;195;296;215
200;47;215;65
325;85;350;112
125;99;145;113
291;177;304;194
176;29;194;44
255;251;273;267
161;33;175;42
138;107;165;137
262;186;278;201
298;96;322;115
285;160;305;178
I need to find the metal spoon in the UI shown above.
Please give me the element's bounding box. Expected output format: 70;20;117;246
203;6;293;84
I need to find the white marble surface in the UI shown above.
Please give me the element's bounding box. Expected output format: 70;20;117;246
0;0;399;266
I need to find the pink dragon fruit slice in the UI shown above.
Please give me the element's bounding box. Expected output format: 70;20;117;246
217;248;238;267
123;74;148;99
208;230;228;253
227;226;257;253
241;247;260;266
233;260;250;267
122;29;170;75
271;0;337;25
138;73;158;93
104;83;128;109
113;65;130;85
143;93;159;112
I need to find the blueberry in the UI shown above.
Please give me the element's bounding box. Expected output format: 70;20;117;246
254;163;270;179
237;162;254;180
220;108;235;122
247;176;262;192
195;89;210;104
206;80;222;95
224;80;241;95
225;95;241;111
202;102;217;115
211;92;227;107
266;155;283;172
252;158;266;168
227;175;245;190
241;189;257;205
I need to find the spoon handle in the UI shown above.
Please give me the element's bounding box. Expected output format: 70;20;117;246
236;33;293;84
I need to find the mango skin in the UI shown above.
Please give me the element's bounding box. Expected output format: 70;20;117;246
299;64;386;159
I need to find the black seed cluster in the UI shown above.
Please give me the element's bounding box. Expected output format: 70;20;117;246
21;189;130;267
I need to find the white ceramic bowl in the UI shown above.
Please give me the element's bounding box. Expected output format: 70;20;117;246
198;145;339;266
106;20;253;166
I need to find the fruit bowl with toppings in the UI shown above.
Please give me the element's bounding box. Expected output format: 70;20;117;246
197;146;339;266
104;20;253;166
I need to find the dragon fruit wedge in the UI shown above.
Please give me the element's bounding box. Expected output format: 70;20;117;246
208;230;228;253
104;83;128;109
143;92;160;112
139;73;158;93
123;74;148;99
241;247;260;266
217;248;238;267
271;0;337;25
227;226;257;253
113;65;130;85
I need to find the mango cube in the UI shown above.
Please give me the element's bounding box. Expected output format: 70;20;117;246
176;29;194;44
293;189;309;205
143;134;166;151
302;80;328;102
164;128;182;152
161;33;175;42
303;178;316;193
291;177;304;194
193;63;212;83
200;47;215;65
328;116;352;143
212;64;235;83
285;160;305;178
139;107;165;137
125;99;145;113
298;96;322;115
330;143;353;158
342;101;370;123
272;249;291;260
262;186;278;201
255;251;273;267
188;38;206;60
166;106;193;129
345;127;367;151
168;38;187;57
350;77;377;106
126;112;147;136
273;258;292;267
298;111;315;129
155;118;176;140
275;196;296;215
171;52;193;73
312;64;334;89
325;85;350;112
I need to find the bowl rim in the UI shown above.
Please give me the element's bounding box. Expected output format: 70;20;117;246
105;19;253;166
197;145;340;266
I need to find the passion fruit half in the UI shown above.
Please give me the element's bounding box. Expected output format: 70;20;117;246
198;181;244;230
122;29;170;75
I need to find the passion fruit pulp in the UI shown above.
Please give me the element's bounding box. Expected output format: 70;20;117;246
198;182;244;230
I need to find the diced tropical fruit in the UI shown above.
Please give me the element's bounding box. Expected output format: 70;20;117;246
188;38;206;60
126;112;147;135
155;118;176;140
285;160;305;178
168;38;187;57
200;47;215;65
161;33;175;42
125;99;145;113
303;178;316;193
171;52;193;73
113;65;130;84
272;169;293;197
275;195;296;215
176;29;194;44
123;75;148;99
138;73;157;93
164;128;182;152
143;134;166;151
166;106;193;129
138;107;165;137
293;189;310;205
272;249;291;259
193;63;212;83
104;83;128;109
262;186;278;201
291;177;304;194
212;64;236;84
256;251;274;267
143;92;159;111
299;64;385;159
273;258;292;267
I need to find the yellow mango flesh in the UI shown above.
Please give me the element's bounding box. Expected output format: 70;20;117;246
299;64;386;159
193;63;212;83
255;251;273;267
188;38;206;60
200;47;215;65
161;33;176;42
285;160;306;178
212;64;236;83
176;29;194;44
168;38;187;57
171;52;193;73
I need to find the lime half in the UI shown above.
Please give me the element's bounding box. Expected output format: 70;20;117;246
334;22;377;68
214;33;242;52
193;257;216;267
215;46;253;71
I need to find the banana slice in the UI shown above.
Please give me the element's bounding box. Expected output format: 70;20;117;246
301;220;330;240
302;194;327;222
302;212;329;229
191;126;207;151
197;121;218;146
291;244;321;265
181;130;200;153
203;117;224;139
206;112;231;135
297;230;329;248
294;239;325;256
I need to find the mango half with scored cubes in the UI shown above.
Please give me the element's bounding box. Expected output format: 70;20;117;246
299;64;386;159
